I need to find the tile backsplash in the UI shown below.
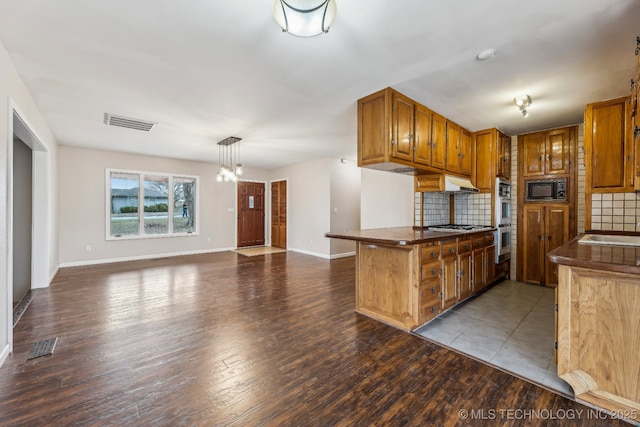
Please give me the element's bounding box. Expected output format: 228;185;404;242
591;193;640;232
414;192;492;227
454;193;492;225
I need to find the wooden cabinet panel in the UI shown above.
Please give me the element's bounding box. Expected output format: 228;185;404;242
498;131;511;180
485;245;496;284
545;206;569;286
392;92;415;161
413;103;433;166
585;97;631;191
522;132;547;177
458;253;472;301
460;128;472;176
473;129;495;192
522;205;545;285
472;247;485;293
358;89;388;165
431;112;447;170
546;129;571;175
521;205;569;286
446;121;462;173
441;257;457;309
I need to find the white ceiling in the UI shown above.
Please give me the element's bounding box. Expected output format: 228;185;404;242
1;0;639;170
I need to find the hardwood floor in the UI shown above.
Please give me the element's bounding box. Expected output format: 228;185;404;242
0;252;626;426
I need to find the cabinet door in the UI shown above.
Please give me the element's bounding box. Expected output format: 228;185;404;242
522;132;546;177
446;121;461;173
522;205;545;285
546;128;571;175
473;129;494;192
485;245;496;284
498;132;511;180
586;98;631;191
392;92;415;161
431;112;447;170
460;128;472;176
357;89;388;165
441;257;457;309
472;247;485;293
458;253;472;301
545;206;569;286
414;103;433;166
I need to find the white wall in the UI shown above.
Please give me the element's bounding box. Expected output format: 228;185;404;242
330;159;360;256
270;158;332;258
58;146;271;265
360;168;414;229
1;40;59;365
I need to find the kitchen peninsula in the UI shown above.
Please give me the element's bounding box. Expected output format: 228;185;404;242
548;235;640;423
326;226;502;331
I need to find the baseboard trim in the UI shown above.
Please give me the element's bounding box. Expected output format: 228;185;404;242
330;251;356;259
59;247;236;268
287;248;330;259
43;266;60;287
0;343;10;368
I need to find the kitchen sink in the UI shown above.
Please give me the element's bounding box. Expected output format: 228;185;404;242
578;234;640;247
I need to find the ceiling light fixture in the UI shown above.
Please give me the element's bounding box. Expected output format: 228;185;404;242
216;137;242;183
476;49;496;61
514;95;532;118
272;0;337;37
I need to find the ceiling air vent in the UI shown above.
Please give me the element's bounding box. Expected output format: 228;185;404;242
103;113;156;132
388;167;416;175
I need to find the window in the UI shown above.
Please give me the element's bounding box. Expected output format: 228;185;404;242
107;169;198;239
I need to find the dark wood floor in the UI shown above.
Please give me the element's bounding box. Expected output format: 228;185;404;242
0;252;626;426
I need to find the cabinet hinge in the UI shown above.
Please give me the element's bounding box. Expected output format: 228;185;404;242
555;341;558;350
555;303;558;312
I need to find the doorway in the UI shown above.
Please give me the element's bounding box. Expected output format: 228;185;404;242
271;180;287;249
237;181;265;247
13;137;32;306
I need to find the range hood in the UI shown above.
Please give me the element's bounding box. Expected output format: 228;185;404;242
444;175;479;193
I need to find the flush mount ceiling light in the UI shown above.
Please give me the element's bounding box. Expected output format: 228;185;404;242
272;0;337;37
514;95;532;118
216;137;242;183
476;49;496;61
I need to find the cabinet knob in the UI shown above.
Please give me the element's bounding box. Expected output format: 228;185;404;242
538;234;544;240
430;286;436;293
430;250;437;258
634;126;640;139
430;268;437;276
464;243;470;250
449;247;455;254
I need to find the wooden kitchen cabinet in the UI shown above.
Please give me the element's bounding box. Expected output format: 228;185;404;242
584;97;632;192
446;123;471;176
521;128;572;178
521;205;569;286
358;87;469;176
440;240;458;309
473;128;511;196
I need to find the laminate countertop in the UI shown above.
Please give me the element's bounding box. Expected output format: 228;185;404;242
548;233;640;275
325;226;495;247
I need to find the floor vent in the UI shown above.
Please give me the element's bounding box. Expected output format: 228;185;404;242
27;337;58;360
104;113;156;132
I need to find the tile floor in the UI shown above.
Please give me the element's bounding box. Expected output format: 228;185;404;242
414;280;574;397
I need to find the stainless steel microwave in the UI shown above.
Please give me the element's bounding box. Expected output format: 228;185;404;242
526;178;567;201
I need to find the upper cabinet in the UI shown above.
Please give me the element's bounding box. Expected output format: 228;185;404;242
473;128;511;193
521;128;571;178
357;87;471;178
584;97;632;192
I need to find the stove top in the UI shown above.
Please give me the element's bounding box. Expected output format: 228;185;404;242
428;224;494;233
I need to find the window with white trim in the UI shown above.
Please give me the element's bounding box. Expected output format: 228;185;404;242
107;169;198;239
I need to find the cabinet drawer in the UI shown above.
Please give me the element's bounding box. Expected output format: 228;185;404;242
420;303;441;323
440;241;457;257
458;239;472;254
421;282;441;303
421;261;440;281
472;237;485;249
422;246;441;262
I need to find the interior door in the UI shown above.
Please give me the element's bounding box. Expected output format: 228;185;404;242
237;181;265;247
271;180;287;249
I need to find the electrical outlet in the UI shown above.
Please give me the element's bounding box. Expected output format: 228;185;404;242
86;245;92;252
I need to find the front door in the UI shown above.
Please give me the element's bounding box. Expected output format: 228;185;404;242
237;181;265;247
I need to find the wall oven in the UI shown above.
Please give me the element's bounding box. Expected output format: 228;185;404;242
494;178;511;263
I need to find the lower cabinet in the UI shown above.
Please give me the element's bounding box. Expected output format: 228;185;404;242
353;232;502;331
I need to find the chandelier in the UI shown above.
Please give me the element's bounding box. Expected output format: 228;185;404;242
272;0;337;37
216;137;242;182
